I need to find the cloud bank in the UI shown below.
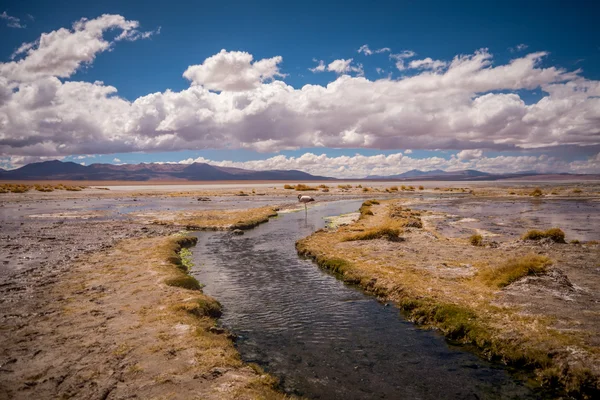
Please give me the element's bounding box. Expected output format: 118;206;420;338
173;151;600;178
1;15;599;174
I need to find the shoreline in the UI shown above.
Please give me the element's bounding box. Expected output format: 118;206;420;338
296;199;600;398
0;205;287;399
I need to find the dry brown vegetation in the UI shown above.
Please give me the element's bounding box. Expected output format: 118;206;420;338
523;228;566;243
531;187;544;197
135;206;279;231
479;254;552;288
469;233;483;246
0;183;88;193
296;199;600;397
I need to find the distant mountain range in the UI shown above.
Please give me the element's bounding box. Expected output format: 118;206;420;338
365;169;600;181
0;161;598;182
366;169;493;180
0;160;330;181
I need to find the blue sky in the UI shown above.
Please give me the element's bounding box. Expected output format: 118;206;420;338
1;0;599;176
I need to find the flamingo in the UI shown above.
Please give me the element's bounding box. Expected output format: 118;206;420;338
298;194;315;212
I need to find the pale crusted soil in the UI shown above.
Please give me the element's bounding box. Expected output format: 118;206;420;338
0;235;285;400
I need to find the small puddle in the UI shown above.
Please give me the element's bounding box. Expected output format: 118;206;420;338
191;200;545;399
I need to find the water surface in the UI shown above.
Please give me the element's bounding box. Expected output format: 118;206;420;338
192;200;542;399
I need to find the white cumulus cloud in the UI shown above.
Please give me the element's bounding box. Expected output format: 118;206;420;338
326;58;364;75
183;49;284;91
2;14;156;82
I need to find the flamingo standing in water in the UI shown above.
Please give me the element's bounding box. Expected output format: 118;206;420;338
298;194;315;212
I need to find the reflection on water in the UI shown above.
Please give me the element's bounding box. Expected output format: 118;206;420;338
192;200;542;399
412;198;600;241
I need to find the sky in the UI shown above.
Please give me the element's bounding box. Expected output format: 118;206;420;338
0;0;599;177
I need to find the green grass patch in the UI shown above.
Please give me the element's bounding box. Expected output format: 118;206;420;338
165;275;202;290
479;254;552;288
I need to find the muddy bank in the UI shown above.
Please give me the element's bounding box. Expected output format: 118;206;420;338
0;196;288;399
296;199;600;398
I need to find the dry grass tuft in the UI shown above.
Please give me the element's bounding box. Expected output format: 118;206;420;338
343;226;403;242
479;254;552;288
522;228;566;243
469;234;483;246
294;184;318;191
530;187;543;197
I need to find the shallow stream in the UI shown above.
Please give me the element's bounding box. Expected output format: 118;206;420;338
191;200;544;399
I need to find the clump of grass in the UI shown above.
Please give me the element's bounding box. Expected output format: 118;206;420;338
0;184;32;193
358;200;377;218
399;299;487;343
522;228;566;243
294;184;318;191
362;199;380;206
318;184;329;189
530;187;543;197
479;254;552;288
165;275;202;290
469;234;483;246
362;187;370;192
163;235;202;290
570;239;580;245
402;218;423;228
343;226;403;242
337;184;352;189
572;188;582;194
389;186;398;191
178;248;194;272
34;184;55;192
283;184;294;189
418;185;424;190
176;298;222;318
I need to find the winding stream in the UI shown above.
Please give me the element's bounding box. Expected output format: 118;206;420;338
191;200;542;399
